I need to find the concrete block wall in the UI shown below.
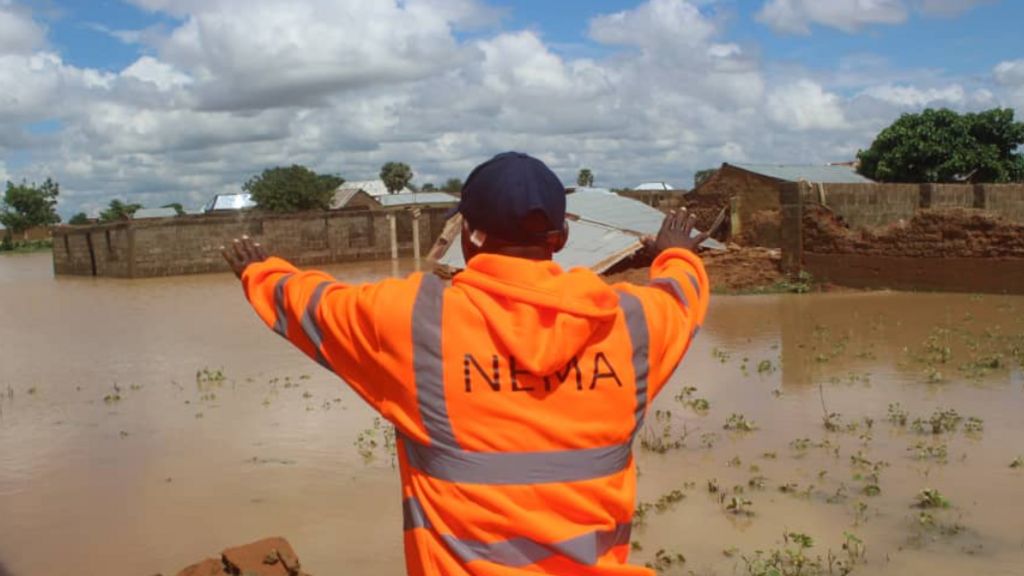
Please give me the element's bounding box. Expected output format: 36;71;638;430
985;185;1024;223
817;183;919;229
53;207;450;278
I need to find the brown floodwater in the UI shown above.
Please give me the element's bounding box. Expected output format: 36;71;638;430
1;252;1022;576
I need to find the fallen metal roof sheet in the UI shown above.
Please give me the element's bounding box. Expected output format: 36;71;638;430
434;189;724;274
729;163;873;184
377;192;458;207
439;219;643;273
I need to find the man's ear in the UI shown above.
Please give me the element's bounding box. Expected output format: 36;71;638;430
550;221;569;253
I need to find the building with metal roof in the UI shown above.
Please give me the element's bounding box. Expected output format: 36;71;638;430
634;181;676;191
336;179;414;198
377;192;458;208
726;163;873;184
691;162;874;247
204;193;256;212
132;207;180;219
330;188;381;210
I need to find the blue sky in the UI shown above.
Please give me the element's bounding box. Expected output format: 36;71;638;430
1;0;1022;217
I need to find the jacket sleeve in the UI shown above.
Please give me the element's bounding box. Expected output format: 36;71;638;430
615;248;710;400
240;256;420;428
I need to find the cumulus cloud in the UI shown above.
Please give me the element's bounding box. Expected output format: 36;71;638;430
0;1;45;55
0;0;1019;217
757;0;907;34
756;0;993;34
767;79;849;130
994;60;1024;86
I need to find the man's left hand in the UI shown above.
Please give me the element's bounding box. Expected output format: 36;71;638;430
221;235;268;279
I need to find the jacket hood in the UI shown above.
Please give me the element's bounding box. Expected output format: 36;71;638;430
451;253;621;375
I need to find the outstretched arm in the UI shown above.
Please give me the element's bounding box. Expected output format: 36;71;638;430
221;236;419;427
620;208;725;397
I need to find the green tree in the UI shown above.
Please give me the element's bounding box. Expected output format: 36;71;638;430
0;178;61;237
68;212;90;225
162;202;185;216
577;168;594;187
442;178;463;194
380;162;414;194
421;183;437;192
243;165;344;212
694;168;717;188
857;108;1024;183
100;199;142;222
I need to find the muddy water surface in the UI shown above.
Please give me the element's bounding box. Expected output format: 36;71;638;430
1;252;1022;575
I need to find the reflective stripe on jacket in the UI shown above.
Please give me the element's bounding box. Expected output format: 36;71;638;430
242;247;709;575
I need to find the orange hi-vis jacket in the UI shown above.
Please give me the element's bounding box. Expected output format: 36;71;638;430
242;247;709;575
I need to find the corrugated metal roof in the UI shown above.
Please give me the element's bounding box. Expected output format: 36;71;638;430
567;188;725;250
568;188;665;234
378;192;458;207
338;179;413;197
331;188;380;210
132;207;179;219
729;163;873;184
436;189;724;272
206;193;256;211
439;219;643;273
634;182;675;190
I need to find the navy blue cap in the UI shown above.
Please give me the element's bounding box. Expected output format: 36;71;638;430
450;151;566;244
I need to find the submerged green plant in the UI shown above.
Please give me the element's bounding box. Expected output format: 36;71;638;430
724;413;758;432
914;488;951;509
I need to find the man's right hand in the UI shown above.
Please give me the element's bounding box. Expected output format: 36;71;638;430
221;235;268;279
648;207;727;254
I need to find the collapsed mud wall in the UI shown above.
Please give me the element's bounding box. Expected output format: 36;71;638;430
780;180;1024;293
803;206;1024;258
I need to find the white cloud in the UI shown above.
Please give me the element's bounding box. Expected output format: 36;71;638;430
767;79;849;130
120;57;192;91
757;0;907;34
0;1;45;55
994;59;1024;86
859;84;966;107
1;0;1021;217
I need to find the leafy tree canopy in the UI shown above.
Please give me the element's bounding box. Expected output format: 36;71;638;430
857;108;1024;183
68;212;90;225
0;178;61;234
100;199;142;222
162;202;186;216
442;178;463;194
694;168;717;188
380;162;414;194
577;168;594;187
243;165;344;212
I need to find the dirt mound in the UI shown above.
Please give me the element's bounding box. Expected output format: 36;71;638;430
804;207;1024;258
603;246;784;292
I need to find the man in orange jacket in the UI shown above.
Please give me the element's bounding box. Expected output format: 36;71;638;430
223;152;717;575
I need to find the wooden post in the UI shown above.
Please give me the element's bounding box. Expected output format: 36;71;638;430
729;195;742;240
411;208;421;262
779;181;805;275
388;213;398;260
